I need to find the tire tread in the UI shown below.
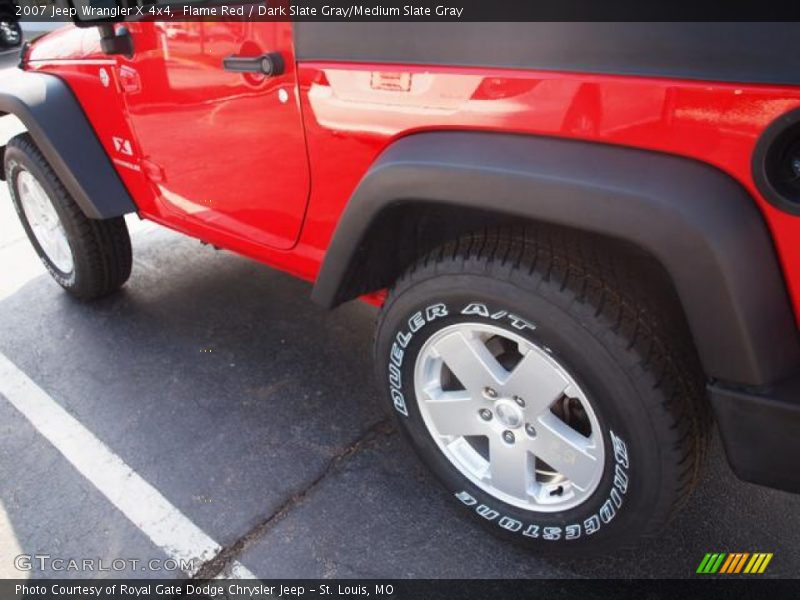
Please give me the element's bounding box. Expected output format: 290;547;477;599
379;224;711;549
5;133;132;300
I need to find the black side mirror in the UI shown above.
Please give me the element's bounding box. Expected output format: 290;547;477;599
62;0;134;57
98;24;133;57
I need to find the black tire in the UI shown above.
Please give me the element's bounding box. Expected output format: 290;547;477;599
4;133;132;300
374;226;710;555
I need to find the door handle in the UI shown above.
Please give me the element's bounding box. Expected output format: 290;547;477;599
223;52;285;77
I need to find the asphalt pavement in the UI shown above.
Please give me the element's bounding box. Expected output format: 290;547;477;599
0;107;798;579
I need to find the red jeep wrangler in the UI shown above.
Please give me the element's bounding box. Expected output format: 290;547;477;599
2;20;799;554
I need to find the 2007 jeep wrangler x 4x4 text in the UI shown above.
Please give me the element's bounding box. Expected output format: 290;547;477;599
2;20;800;554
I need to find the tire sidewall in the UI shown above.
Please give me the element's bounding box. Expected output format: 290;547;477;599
5;146;80;288
376;273;666;552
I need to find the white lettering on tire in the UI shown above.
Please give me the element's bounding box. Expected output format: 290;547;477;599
498;516;523;532
565;524;581;540
455;490;478;506
460;302;536;332
387;303;449;417
522;524;539;538
476;505;500;521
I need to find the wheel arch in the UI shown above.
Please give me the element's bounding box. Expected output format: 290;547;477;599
0;68;136;219
311;131;800;387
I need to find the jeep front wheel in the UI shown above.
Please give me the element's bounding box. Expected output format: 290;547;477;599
5;133;132;300
374;228;710;554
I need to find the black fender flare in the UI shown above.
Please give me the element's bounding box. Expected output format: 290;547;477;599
0;68;136;219
311;131;800;386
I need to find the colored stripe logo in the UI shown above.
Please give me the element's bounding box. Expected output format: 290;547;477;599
697;552;773;574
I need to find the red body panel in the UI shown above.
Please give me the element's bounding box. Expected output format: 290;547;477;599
117;22;309;251
26;24;800;322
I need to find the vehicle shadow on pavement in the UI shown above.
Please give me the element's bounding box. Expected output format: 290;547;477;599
0;228;798;578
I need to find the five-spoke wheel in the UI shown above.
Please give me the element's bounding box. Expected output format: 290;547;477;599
376;229;709;552
17;169;75;275
415;323;604;511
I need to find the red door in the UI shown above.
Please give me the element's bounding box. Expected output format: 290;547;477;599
118;21;309;250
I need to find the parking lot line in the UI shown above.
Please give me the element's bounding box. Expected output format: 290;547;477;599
0;352;255;579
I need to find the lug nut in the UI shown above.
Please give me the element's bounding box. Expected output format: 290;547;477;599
479;409;493;421
483;387;498;399
513;395;525;407
525;423;537;438
503;430;515;444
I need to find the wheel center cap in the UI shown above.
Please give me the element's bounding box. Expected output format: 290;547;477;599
494;399;524;429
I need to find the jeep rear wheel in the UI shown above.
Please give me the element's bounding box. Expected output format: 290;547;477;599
5;133;133;300
374;228;710;554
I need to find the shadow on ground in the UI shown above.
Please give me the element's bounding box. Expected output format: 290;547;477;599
0;227;797;578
